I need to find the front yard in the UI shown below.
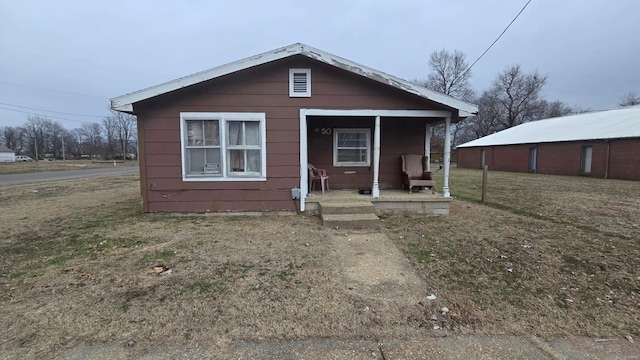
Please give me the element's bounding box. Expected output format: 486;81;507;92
0;168;638;357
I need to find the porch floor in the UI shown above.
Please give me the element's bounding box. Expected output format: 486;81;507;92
305;189;451;216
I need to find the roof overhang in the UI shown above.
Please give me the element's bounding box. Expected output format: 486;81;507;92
111;43;478;115
457;106;640;148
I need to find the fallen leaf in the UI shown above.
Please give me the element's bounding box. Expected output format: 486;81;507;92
626;335;634;343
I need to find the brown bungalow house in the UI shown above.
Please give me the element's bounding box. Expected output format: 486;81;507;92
111;43;478;213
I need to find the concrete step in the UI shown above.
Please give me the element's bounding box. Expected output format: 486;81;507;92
319;201;376;215
322;213;380;229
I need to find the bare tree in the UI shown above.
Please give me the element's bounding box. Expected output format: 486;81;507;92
23;117;68;159
78;122;103;158
462;66;547;139
1;126;25;152
102;116;118;158
493;64;547;129
423;49;475;101
540;100;576;119
104;109;137;159
47;121;66;159
468;87;505;138
619;91;640;107
414;49;476;152
24;116;51;160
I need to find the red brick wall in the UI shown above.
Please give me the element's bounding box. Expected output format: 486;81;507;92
457;147;483;168
457;138;640;181
492;145;531;172
609;138;640;180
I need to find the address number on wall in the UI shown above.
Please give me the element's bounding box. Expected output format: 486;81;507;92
315;128;332;135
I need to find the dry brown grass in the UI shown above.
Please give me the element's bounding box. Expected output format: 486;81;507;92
383;168;640;337
0;160;138;175
0;174;434;358
1;169;639;358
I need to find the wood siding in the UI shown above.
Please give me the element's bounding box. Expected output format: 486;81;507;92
457;138;640;181
135;55;450;212
307;116;426;190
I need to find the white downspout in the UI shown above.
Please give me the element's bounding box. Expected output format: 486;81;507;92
372;115;381;198
425;123;431;171
443;117;451;198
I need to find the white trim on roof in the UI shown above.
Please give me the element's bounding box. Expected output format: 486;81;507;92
457;106;640;148
111;43;478;115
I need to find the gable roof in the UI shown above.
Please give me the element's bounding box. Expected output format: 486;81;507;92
0;145;14;153
457;106;640;148
111;43;478;116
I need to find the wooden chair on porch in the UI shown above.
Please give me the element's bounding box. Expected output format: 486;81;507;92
308;164;329;194
401;154;435;194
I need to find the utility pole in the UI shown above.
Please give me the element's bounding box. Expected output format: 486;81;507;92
61;135;65;160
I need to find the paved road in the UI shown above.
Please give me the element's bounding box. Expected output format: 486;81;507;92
0;166;139;186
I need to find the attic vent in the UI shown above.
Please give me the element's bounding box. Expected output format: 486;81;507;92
289;68;311;97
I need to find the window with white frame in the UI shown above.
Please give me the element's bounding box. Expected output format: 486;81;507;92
333;128;371;166
181;112;266;181
289;68;311;97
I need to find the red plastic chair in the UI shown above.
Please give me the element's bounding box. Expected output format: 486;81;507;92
308;164;329;194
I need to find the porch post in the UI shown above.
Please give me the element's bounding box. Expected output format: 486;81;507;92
443;117;451;197
299;109;308;211
425;123;431;171
372;115;381;198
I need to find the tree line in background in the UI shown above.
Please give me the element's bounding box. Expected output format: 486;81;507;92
0;110;137;160
415;49;640;151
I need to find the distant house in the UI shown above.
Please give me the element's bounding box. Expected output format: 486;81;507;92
111;43;477;213
457;106;640;181
0;145;15;162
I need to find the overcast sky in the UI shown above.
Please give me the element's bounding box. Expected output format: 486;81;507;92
1;0;639;129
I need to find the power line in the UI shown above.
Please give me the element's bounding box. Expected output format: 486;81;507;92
0;80;109;100
0;106;98;124
0;102;106;118
462;0;533;78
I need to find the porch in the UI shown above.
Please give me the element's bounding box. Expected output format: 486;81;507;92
304;189;452;216
299;109;459;213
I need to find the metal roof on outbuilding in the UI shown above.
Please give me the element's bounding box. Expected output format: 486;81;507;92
457;106;640;148
111;43;478;116
0;145;14;153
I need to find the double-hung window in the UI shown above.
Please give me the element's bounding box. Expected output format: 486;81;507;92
333;128;371;167
181;112;266;181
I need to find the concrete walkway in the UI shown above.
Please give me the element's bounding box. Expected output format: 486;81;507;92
329;230;425;302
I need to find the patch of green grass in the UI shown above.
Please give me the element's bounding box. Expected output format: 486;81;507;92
4;198;146;278
273;261;300;282
8;270;28;279
185;279;227;294
234;263;254;276
407;242;432;265
119;301;132;312
561;255;595;274
46;254;73;266
8;255;74;279
141;249;176;264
